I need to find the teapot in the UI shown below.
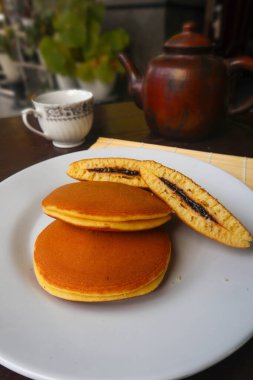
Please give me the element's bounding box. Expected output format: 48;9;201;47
118;21;253;140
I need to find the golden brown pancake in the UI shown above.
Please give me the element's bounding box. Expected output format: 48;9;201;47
140;160;253;248
67;157;148;188
42;181;172;231
34;221;171;302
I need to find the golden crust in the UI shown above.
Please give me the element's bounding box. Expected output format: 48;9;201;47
42;181;172;230
42;207;172;231
67;157;148;188
34;221;171;302
34;263;168;302
140;160;253;248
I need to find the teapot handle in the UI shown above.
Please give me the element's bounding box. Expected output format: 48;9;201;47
226;56;253;115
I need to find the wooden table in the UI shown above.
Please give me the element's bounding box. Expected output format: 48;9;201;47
0;101;253;380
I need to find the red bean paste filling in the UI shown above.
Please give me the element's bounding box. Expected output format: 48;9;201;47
160;177;217;222
88;167;140;176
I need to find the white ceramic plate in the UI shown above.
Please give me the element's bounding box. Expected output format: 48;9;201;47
0;147;253;380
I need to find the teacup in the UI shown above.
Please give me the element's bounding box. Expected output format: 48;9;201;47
21;89;93;148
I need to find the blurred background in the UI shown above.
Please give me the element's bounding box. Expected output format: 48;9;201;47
0;0;253;117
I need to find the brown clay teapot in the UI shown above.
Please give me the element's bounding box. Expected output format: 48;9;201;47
118;21;253;140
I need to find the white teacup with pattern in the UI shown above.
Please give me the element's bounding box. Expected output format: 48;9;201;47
21;89;93;148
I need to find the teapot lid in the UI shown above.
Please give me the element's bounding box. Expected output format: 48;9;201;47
164;21;212;53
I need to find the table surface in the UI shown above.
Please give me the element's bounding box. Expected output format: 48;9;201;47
0;101;253;380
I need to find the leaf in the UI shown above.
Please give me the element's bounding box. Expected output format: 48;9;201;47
101;28;130;53
76;61;96;82
87;2;105;23
83;19;101;60
94;58;115;83
39;36;75;76
53;11;86;48
110;58;125;74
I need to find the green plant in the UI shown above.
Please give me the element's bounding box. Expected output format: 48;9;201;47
39;0;130;83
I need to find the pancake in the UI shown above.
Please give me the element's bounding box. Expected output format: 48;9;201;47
34;221;171;302
140;160;253;248
42;181;172;231
67;157;148;188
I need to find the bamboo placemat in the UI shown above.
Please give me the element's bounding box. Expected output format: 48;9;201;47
89;137;253;190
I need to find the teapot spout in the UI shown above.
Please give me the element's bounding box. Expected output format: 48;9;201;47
118;53;143;109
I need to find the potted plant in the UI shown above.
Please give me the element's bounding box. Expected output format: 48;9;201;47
38;0;130;99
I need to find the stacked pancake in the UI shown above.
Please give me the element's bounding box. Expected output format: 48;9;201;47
41;181;171;231
34;172;172;302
